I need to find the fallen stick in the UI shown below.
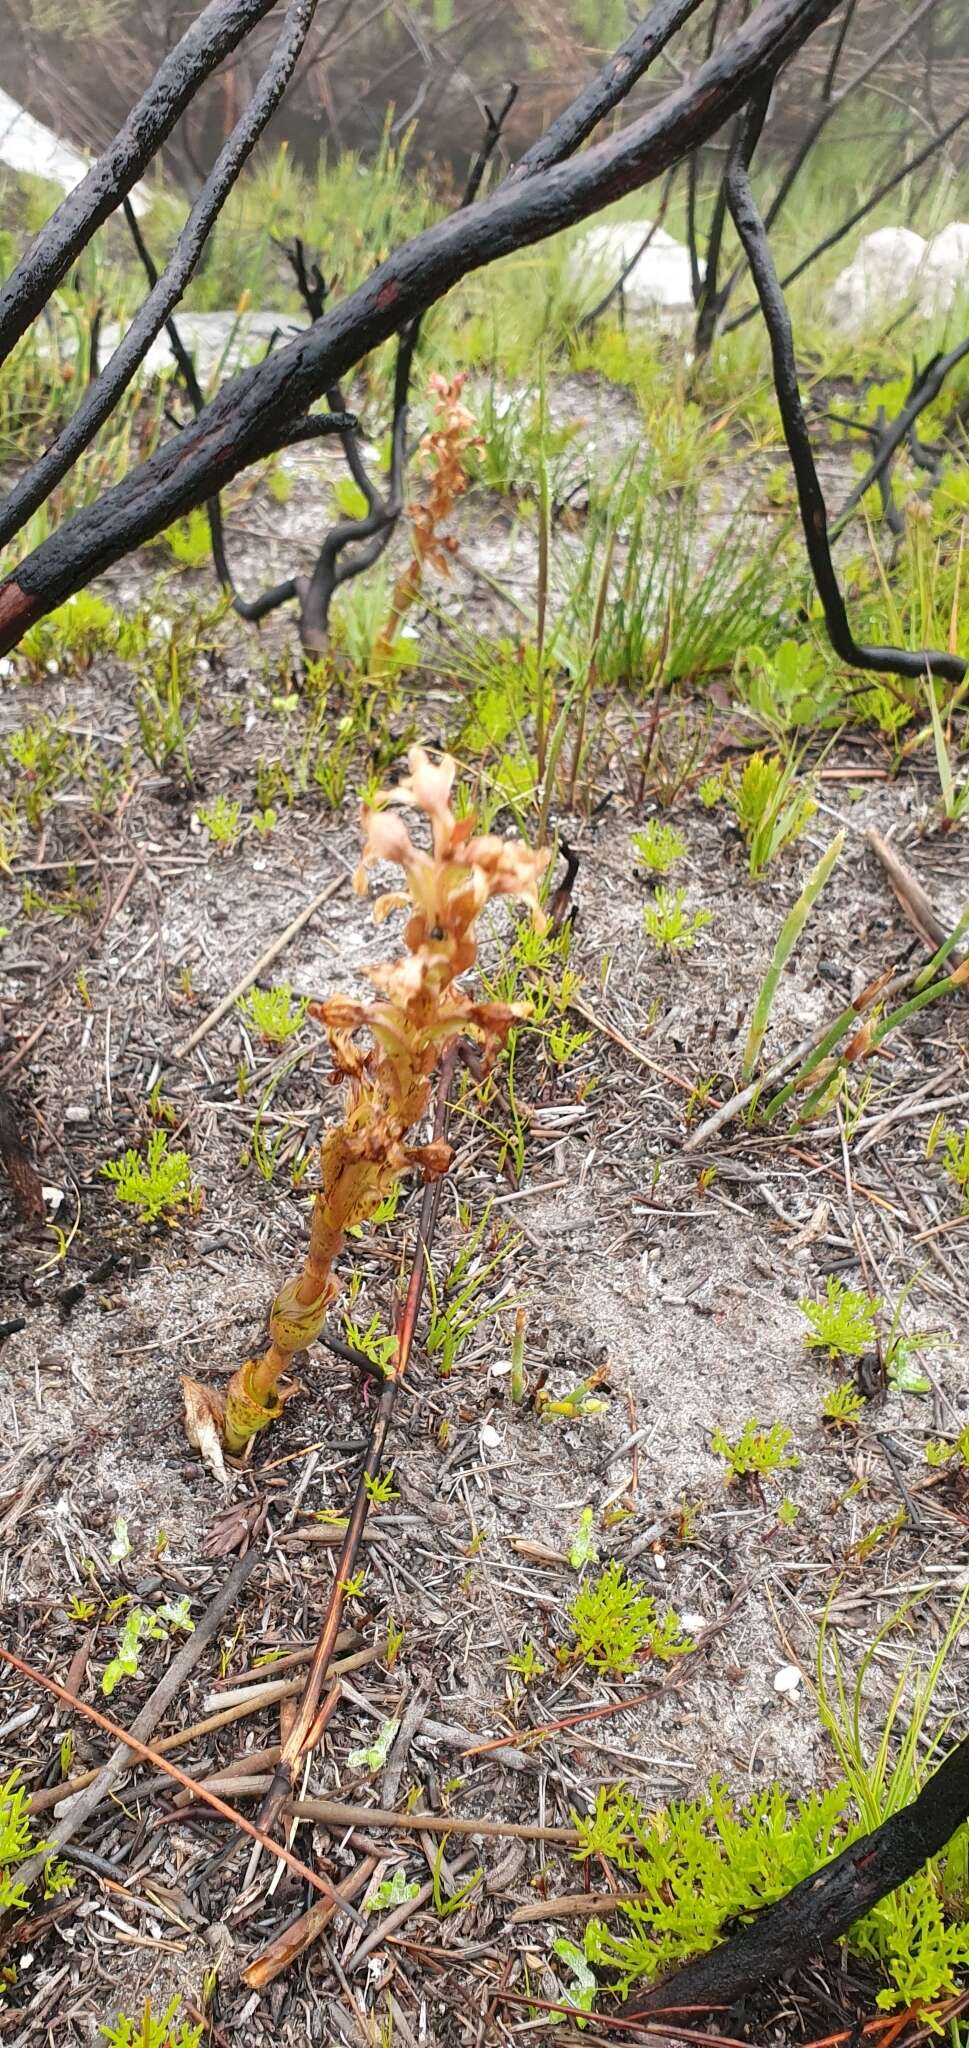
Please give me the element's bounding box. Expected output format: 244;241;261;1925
618;1734;969;2021
0;1643;362;1924
173;872;345;1059
28;1638;375;1818
10;1547;259;1884
242;1855;379;1988
865;829;966;963
289;1798;586;1846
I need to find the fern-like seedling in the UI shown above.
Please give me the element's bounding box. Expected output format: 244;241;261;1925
100;2000;202;2048
632;821;686;876
237;982;308;1044
0;1769;73;1914
101;1129;199;1226
801;1275;880;1359
566;1560;693;1674
642;886;711;952
823;1381;866;1430
941;1128;969;1210
712;1418;800;1480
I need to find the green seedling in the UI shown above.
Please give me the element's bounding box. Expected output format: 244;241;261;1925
823;1381;867;1429
101;1598;193;1697
425;1204;520;1376
101;1129;199;1227
0;1769;73;1914
941;1128;969;1209
924;680;969;827
366;1869;421;1912
100;2001;202;2048
349;1716;399;1772
728;750;817;878
196;794;241;850
925;1426;969;1471
632;820;687;876
568;1506;599;1570
363;1469;399;1509
712;1418;799;1479
509;1307;526;1404
566;1560;692;1674
801;1276;880;1359
384;1614;406;1669
160;508;211;569
134;645;197;776
507;1638;545;1684
19;591;120;671
536;1372;609;1422
642;886;711;951
342;1313;398;1376
430;1836;482;1918
237;982;309;1044
552;1936;598;2027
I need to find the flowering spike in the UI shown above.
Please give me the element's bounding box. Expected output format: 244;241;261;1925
205;750;548;1459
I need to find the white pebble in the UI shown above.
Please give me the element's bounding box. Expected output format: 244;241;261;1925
773;1664;802;1696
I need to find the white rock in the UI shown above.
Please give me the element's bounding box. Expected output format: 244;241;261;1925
773;1663;802;1696
826;226;927;331
569;221;700;321
0;86;148;212
94;308;308;381
920;220;969;316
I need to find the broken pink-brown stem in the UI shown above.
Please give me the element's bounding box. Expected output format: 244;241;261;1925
250;1048;456;1842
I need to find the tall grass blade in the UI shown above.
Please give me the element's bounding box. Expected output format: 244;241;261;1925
743;831;844;1081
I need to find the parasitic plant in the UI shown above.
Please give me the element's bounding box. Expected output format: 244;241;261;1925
185;748;547;1459
375;374;482;663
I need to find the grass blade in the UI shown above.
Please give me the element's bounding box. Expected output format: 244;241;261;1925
743;830;844;1080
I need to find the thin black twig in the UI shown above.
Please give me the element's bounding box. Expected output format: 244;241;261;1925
0;0;846;652
723;104;969;336
576;171;676;335
831;334;969;541
0;0;281;363
0;0;325;548
288;82;518;649
724;139;966;685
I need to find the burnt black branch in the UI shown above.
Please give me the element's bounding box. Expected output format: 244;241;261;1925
620;1733;969;2021
831;334;969;542
0;0;845;655
0;0;282;363
0;0;324;548
724;145;966;685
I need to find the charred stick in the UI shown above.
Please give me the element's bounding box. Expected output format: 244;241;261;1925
0;0;845;654
831;334;969;541
723;104;969;336
577;172;675;335
295;84;517;648
619;1734;969;2020
510;0;706;181
715;0;942;319
0;0;324;548
0;0;282;362
724;144;966;683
